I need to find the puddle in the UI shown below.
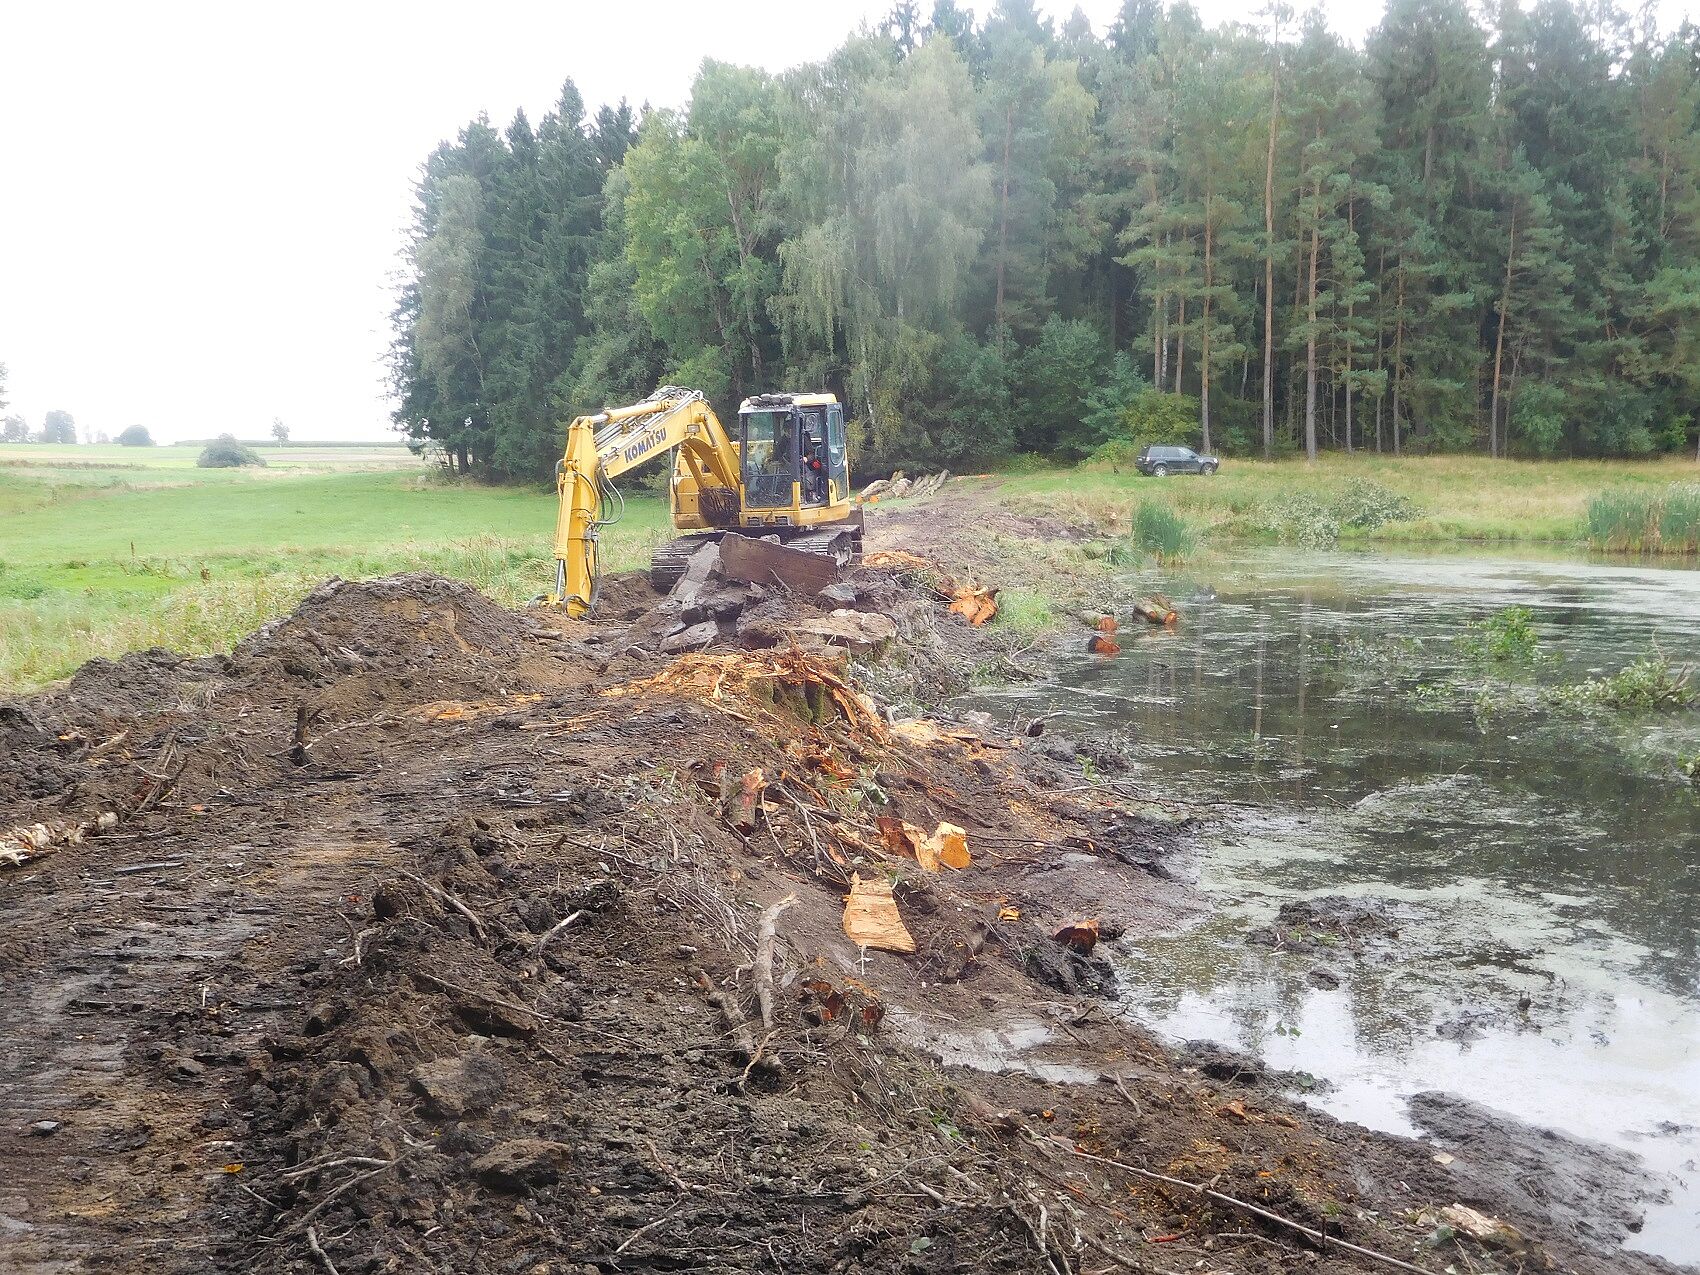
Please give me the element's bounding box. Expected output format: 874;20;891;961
960;546;1700;1267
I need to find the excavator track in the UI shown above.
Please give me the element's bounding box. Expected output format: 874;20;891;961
649;536;712;592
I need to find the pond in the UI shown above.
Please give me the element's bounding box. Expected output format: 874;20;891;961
959;548;1700;1267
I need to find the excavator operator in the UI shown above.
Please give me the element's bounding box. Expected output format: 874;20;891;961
803;427;827;503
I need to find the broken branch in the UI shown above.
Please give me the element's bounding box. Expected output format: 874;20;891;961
753;894;795;1029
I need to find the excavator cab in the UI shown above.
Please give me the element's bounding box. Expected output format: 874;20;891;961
736;394;847;514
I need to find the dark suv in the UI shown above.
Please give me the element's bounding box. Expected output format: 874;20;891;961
1136;444;1219;476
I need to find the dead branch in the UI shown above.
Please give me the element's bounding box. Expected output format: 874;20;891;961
280;1151;413;1237
396;870;489;944
1049;1140;1434;1275
693;967;779;1079
753;894;795;1029
305;1225;341;1275
280;1155;393;1183
614;1203;683;1255
87;730;129;761
522;909;587;977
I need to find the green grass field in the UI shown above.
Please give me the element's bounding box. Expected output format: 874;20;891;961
0;457;668;691
2;448;1695;692
1009;453;1700;545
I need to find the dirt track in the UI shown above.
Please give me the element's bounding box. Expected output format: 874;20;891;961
1;497;1680;1275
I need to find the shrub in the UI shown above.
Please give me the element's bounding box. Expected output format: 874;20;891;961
1334;479;1418;530
197;434;267;469
115;425;154;447
1258;494;1340;548
1553;655;1694;712
1461;606;1541;665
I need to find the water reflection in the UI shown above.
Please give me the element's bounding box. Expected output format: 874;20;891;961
960;548;1700;1266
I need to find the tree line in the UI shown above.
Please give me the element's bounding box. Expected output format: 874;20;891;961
389;0;1700;480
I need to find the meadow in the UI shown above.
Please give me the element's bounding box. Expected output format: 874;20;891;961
2;444;1696;691
0;446;669;689
1011;452;1700;546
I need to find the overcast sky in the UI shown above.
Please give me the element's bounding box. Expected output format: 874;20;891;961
1;0;1693;444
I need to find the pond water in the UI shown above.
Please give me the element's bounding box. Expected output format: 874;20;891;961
959;548;1700;1267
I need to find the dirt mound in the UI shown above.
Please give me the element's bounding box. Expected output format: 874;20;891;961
235;573;527;676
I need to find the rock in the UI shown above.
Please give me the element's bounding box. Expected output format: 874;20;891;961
1023;940;1117;999
24;1120;60;1137
410;1050;508;1119
681;582;758;625
817;582;860;607
473;1138;572;1193
659;620;722;653
792;609;898;653
1307;967;1342;989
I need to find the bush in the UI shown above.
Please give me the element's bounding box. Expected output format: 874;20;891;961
1257;494;1341;548
1334;479;1418;530
1461;606;1541;665
197;434;267;468
1552;655;1694;712
115;425;154;447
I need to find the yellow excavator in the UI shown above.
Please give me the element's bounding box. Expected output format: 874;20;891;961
548;386;862;617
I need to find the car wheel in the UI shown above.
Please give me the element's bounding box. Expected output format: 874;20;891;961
1204;462;1218;475
1153;464;1168;477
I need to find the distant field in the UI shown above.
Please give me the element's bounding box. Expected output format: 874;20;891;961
0;461;667;690
1009;453;1700;545
0;441;415;473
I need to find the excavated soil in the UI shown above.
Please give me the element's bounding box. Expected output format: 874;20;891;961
1;505;1681;1275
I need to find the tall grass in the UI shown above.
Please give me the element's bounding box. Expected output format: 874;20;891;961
1587;483;1700;553
1132;500;1196;561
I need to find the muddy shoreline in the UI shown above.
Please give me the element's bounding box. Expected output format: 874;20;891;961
1;492;1684;1275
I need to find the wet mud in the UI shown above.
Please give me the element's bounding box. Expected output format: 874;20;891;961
1;499;1685;1275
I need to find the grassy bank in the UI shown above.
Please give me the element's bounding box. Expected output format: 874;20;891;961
0;464;668;690
1004;453;1700;546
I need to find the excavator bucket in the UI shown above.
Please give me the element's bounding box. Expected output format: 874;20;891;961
718;522;860;594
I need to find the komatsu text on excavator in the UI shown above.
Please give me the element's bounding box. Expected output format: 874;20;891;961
548;387;862;617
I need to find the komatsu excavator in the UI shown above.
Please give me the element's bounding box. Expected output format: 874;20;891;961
547;386;862;617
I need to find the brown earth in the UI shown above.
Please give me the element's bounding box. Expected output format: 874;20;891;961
0;491;1679;1275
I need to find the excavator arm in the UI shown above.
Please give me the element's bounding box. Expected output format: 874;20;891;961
549;388;739;616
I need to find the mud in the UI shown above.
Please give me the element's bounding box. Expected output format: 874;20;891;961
1;495;1685;1275
1409;1092;1672;1252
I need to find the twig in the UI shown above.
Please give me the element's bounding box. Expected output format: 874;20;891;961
738;1028;780;1086
753;894;795;1029
305;1225;341;1275
280;1155;393;1182
412;971;549;1026
523;909;587;976
87;730;129;761
614;1203;682;1254
1106;1071;1143;1116
397;870;489;944
280;1152;412;1237
1049;1140;1434;1275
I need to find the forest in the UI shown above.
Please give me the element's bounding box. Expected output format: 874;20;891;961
388;0;1700;480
